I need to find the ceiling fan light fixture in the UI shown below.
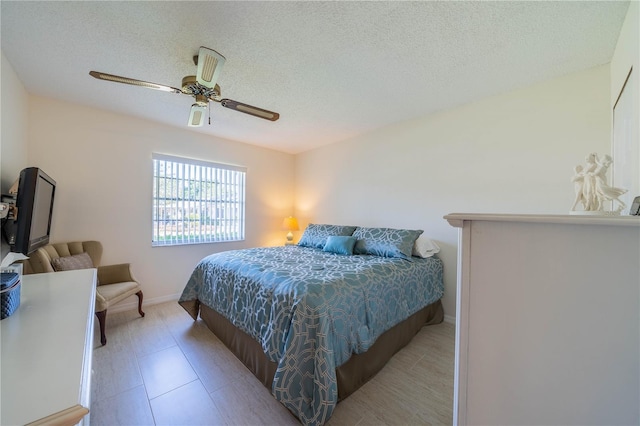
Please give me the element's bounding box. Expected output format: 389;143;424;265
194;94;208;107
188;104;207;127
196;47;226;89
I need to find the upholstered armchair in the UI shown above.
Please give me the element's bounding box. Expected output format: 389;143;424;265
22;241;144;345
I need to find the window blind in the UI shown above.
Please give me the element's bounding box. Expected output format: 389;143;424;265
152;153;246;246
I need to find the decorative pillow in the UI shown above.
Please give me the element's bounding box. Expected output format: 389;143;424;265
323;236;357;256
412;236;441;258
297;224;357;249
51;252;95;272
353;227;423;261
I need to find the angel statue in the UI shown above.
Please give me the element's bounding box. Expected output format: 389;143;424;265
571;153;627;213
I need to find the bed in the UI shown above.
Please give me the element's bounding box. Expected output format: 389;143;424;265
179;225;444;425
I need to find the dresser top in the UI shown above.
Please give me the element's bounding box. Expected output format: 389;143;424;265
444;213;640;228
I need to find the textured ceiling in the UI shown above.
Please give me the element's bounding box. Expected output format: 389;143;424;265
0;1;630;154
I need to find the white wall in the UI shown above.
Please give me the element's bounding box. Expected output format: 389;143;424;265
295;65;611;320
1;53;29;260
1;52;29;193
610;1;639;209
27;96;295;304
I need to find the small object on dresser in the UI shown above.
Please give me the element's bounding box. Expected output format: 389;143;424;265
570;153;628;215
629;196;640;215
1;272;21;320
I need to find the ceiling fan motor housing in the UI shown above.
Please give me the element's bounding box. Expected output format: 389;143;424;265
181;76;220;102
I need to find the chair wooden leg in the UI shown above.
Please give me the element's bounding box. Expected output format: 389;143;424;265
95;310;107;346
136;291;145;317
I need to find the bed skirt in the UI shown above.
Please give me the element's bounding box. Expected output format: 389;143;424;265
198;299;444;401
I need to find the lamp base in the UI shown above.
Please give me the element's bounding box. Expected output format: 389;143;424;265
285;231;294;246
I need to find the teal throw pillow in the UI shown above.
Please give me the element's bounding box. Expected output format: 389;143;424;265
323;236;357;256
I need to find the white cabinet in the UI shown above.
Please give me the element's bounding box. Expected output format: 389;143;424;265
446;214;640;426
1;269;96;425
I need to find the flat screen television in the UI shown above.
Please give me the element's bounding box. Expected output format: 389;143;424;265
12;167;56;255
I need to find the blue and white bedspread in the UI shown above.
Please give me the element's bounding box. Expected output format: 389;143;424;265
179;245;444;425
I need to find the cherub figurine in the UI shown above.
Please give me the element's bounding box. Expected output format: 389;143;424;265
571;153;627;212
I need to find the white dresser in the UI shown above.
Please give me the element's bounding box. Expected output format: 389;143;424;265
445;214;640;426
1;269;96;425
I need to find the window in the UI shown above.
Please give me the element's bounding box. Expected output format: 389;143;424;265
152;153;246;246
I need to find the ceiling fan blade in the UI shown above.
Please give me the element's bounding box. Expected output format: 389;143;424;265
188;104;207;127
89;71;182;93
196;47;225;90
220;99;280;121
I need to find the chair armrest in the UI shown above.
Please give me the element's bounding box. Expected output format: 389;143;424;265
97;263;137;285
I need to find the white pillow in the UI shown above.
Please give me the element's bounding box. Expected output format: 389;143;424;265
412;236;440;258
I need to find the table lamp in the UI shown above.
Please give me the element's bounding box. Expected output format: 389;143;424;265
282;216;299;245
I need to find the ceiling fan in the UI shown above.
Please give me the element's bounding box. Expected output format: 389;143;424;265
89;46;279;127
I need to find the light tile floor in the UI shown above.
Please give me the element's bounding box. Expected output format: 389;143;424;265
89;301;454;425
